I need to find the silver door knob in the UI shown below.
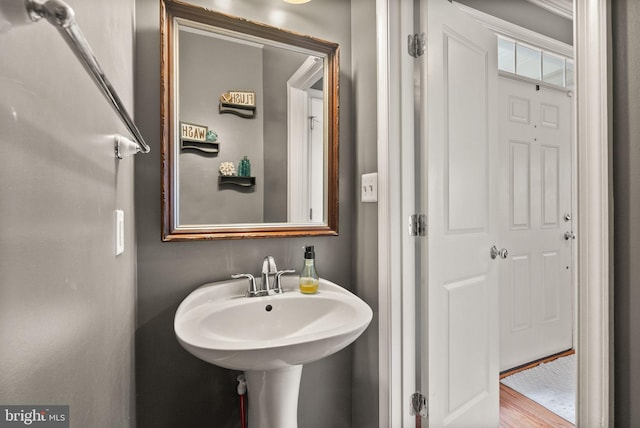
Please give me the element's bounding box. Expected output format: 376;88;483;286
564;231;576;240
490;246;509;260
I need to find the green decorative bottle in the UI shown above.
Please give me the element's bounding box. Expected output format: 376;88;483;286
238;157;245;177
244;156;251;177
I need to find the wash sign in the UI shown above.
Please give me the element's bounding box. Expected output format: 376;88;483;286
180;122;208;142
0;406;68;427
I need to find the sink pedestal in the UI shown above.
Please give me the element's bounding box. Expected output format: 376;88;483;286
245;365;303;428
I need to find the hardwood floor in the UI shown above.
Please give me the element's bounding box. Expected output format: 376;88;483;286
499;384;573;427
499;350;575;427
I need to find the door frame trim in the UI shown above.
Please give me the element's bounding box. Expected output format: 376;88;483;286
375;0;403;425
453;1;573;58
376;0;611;426
574;0;611;425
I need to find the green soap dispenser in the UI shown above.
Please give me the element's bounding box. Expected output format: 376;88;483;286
299;245;319;294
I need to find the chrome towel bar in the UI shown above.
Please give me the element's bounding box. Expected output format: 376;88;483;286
26;0;150;156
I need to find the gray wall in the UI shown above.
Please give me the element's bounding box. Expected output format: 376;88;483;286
262;46;309;223
612;1;640;426
179;32;264;224
0;0;137;426
351;0;379;427
134;0;355;427
456;0;573;45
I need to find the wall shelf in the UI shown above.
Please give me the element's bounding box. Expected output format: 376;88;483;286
218;176;256;187
181;140;219;153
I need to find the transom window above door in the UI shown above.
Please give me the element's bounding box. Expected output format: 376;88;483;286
498;37;574;89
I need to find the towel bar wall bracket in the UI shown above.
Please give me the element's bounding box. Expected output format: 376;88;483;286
115;134;141;159
25;0;151;159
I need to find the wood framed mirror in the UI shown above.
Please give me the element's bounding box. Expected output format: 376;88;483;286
161;0;339;241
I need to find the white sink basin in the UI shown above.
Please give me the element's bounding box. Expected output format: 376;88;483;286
174;277;373;371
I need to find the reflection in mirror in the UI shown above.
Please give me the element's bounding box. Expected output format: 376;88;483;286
161;0;339;241
178;27;323;225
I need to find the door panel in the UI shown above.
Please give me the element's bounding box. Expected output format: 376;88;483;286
542;251;561;321
422;1;499;426
498;77;573;371
509;96;530;124
510;141;531;229
446;276;489;419
541;145;560;227
510;254;531;331
446;32;490;233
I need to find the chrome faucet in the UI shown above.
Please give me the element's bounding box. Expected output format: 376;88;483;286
232;256;295;297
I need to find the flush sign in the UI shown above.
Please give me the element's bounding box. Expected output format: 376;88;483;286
219;90;257;118
222;91;255;108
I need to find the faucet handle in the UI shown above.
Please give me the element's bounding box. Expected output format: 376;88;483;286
231;273;260;297
273;269;296;294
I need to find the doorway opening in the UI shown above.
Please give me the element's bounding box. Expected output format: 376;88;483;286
480;7;578;425
287;56;324;223
377;0;610;426
497;71;576;425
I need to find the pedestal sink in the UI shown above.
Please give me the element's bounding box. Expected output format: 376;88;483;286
174;276;373;428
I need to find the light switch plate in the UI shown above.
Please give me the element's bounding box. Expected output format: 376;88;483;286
361;172;378;203
115;210;124;256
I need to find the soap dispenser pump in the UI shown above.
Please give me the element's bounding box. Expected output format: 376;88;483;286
299;245;319;294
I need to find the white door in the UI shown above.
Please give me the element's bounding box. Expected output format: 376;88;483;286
421;0;500;426
309;92;324;222
498;77;574;371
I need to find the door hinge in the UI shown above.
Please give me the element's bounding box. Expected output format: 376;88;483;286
409;214;427;237
408;33;426;58
410;392;428;417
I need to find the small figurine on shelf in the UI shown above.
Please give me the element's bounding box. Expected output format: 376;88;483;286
219;161;236;176
206;130;218;143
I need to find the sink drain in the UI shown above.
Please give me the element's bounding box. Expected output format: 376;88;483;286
265;304;273;312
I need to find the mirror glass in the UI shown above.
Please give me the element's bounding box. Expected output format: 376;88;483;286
161;0;339;241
